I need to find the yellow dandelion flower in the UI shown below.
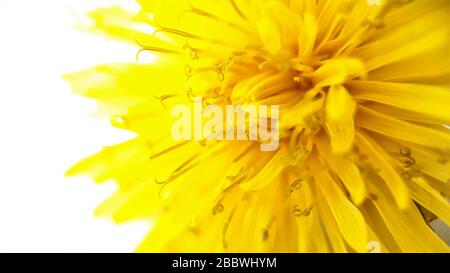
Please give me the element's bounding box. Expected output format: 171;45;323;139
66;0;450;253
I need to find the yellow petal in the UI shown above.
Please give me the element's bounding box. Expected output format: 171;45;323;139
325;85;356;155
355;130;410;209
361;201;402;253
356;106;450;150
406;177;450;227
243;148;286;190
316;136;366;205
368;180;449;252
65;138;149;184
298;13;317;58
306;58;366;87
367;47;450;83
353;6;449;71
311;154;367;252
281;89;325;129
349;81;450;123
408;144;450;184
314;169;368;252
86;7;152;43
256;17;282;55
316;188;348;252
95;180;160;223
365;103;448;125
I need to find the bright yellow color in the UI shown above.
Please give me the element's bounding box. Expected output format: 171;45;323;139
66;0;450;252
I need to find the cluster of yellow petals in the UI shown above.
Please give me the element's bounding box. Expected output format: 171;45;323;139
66;0;450;252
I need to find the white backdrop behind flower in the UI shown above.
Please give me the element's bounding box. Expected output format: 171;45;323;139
0;0;150;252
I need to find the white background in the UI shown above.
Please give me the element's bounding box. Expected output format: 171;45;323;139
0;0;150;252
